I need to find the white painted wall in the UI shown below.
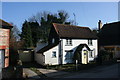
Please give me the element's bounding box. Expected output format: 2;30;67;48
62;39;98;64
35;38;98;65
43;45;59;65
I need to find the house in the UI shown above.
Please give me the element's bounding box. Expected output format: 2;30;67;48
98;21;120;59
0;19;13;68
0;19;13;79
35;23;98;65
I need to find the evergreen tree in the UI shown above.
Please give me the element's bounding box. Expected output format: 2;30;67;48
20;10;75;48
29;22;41;47
20;20;33;48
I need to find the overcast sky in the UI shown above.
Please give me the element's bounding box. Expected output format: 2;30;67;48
1;2;118;31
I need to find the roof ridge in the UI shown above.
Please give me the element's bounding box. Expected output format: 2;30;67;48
53;23;89;29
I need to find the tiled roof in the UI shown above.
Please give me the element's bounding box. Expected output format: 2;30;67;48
98;21;120;45
53;23;97;39
0;19;13;28
37;42;59;53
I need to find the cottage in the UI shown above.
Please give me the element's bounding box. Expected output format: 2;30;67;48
35;23;98;65
98;21;120;59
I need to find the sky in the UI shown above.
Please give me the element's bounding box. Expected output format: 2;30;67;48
1;2;118;31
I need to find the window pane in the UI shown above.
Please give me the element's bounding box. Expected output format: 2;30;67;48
66;51;73;59
66;39;72;46
88;39;92;45
89;51;93;58
52;51;56;58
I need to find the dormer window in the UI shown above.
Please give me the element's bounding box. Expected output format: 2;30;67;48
66;39;72;46
52;38;55;43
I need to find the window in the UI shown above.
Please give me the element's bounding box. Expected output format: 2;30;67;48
89;51;93;58
66;39;72;46
52;38;55;43
65;50;73;59
88;39;93;45
52;51;56;58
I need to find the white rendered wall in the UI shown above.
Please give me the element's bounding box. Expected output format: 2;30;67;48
62;39;98;64
44;45;59;65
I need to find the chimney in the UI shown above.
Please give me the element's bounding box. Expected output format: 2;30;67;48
98;20;102;31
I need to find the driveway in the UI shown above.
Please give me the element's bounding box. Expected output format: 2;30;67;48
64;63;120;78
22;62;43;79
23;68;40;79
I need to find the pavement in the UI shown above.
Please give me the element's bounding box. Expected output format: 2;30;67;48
23;68;40;79
37;68;69;78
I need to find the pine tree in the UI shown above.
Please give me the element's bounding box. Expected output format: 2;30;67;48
20;20;33;48
29;22;41;47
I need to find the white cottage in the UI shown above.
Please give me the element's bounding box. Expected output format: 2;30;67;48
35;23;98;65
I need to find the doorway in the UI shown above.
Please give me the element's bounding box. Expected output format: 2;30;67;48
82;50;88;64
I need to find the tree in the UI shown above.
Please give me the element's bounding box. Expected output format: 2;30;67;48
20;10;75;47
20;20;33;48
29;22;41;47
9;23;23;65
38;10;73;42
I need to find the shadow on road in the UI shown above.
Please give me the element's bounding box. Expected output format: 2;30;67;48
22;61;45;68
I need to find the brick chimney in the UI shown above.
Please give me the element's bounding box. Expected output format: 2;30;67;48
98;20;102;31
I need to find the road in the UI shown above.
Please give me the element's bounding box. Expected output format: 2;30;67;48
64;63;120;78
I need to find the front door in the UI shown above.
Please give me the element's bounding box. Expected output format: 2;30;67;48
82;50;88;64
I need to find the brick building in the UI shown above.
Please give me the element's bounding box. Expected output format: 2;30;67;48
0;19;13;68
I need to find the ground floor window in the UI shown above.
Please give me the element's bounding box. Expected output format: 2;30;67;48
52;51;56;58
89;50;94;58
65;50;73;59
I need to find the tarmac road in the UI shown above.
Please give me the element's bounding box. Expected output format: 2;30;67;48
64;63;120;78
